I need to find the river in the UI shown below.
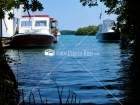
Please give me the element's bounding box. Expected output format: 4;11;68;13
7;35;132;104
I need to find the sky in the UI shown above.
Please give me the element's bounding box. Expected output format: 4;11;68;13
30;0;117;30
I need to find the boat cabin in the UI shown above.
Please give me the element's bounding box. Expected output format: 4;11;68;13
18;15;58;34
50;18;58;34
101;19;115;33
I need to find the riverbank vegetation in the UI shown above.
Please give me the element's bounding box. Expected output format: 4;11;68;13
0;44;19;104
75;25;98;35
80;0;140;103
0;0;44;104
60;30;75;35
60;25;98;35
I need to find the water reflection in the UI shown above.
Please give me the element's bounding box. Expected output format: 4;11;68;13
116;49;140;104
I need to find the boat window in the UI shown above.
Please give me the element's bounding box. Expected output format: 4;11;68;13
35;20;47;26
109;21;115;27
51;21;57;28
21;21;32;27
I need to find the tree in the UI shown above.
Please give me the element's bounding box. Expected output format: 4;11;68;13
0;0;44;19
75;25;98;35
80;0;140;103
0;0;44;104
60;30;75;35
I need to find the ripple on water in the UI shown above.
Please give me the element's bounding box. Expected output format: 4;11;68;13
7;36;129;104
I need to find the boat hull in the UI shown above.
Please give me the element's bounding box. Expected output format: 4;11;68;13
96;33;99;39
96;32;120;42
10;33;54;47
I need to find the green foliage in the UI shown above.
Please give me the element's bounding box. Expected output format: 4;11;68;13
0;0;44;19
80;0;140;88
79;0;98;7
0;0;44;104
75;25;98;35
60;30;75;35
79;0;136;39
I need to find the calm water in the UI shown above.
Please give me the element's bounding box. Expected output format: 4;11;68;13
7;35;131;104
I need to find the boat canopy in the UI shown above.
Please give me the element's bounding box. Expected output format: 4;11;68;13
101;19;115;33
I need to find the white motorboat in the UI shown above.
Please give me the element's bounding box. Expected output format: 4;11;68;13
96;19;120;42
10;15;59;47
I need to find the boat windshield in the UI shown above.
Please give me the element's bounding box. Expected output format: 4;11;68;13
109;21;115;27
35;20;47;26
21;21;32;27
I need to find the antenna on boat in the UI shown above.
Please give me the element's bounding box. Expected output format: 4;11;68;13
99;8;102;24
99;2;104;24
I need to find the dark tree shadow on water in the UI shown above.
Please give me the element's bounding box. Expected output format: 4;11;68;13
118;49;140;105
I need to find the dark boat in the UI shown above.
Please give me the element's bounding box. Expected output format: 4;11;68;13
96;19;120;42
